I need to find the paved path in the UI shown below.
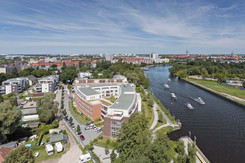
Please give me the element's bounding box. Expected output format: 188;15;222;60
150;102;158;130
180;136;210;163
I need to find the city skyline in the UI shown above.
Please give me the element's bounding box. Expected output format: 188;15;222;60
1;0;245;54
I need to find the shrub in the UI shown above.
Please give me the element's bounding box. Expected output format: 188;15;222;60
62;130;67;135
106;139;110;145
98;135;103;140
52;120;59;128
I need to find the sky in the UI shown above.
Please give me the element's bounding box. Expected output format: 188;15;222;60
0;0;245;54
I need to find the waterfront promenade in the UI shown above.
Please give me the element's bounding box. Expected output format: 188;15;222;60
180;136;210;163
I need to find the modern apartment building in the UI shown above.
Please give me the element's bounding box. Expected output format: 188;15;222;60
1;77;29;95
73;75;141;137
74;75;127;86
36;75;59;93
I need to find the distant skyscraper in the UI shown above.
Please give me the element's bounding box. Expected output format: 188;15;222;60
186;50;189;56
150;52;159;59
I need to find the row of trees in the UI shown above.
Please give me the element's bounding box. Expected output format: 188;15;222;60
91;61;150;89
115;113;196;163
169;61;245;81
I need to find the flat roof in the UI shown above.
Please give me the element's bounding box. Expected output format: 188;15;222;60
110;84;135;110
78;86;100;96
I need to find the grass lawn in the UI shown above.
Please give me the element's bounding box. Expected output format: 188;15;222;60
143;101;153;127
155;126;173;135
187;79;245;100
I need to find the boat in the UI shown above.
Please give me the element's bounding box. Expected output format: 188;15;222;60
186;102;194;109
171;93;177;99
194;97;205;104
164;83;169;89
168;78;171;81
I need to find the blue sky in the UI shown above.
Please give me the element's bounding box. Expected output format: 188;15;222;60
0;0;245;54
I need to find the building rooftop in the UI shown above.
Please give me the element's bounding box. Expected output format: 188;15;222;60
78;86;101;96
110;84;135;110
50;133;68;143
21;108;37;115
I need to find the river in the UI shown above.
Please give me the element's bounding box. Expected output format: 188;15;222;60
146;65;245;163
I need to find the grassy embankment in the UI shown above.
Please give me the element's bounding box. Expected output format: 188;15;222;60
187;78;245;105
152;96;177;124
69;98;90;124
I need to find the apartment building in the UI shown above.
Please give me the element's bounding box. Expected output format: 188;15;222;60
36;75;59;93
74;75;127;86
1;77;29;95
73;75;141;137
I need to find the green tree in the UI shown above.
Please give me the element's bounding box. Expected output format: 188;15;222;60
148;96;154;107
77;125;81;133
186;143;196;163
243;81;245;88
69;117;73;124
37;94;58;124
10;97;17;107
63;110;67;116
110;150;117;163
3;145;35;163
116;113;151;161
158;111;164;123
52;120;59;128
0;102;21;143
11;67;18;78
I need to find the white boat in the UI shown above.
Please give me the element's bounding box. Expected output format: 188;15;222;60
186;102;194;109
168;78;171;81
194;97;205;104
171;93;177;99
164;83;169;89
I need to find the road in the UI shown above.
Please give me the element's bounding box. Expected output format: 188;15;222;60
63;85;101;146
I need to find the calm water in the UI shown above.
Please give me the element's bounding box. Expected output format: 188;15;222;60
146;66;245;163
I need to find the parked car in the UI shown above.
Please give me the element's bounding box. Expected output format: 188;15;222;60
80;135;85;141
83;121;91;126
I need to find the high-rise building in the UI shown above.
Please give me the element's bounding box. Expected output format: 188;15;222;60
186;50;189;56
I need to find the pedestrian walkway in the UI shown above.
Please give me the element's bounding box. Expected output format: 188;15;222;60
180;136;210;163
150;103;158;130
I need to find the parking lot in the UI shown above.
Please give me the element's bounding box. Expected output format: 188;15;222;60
63;86;102;146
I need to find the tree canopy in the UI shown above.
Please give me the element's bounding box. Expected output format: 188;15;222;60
169;61;245;80
37;94;58;124
0;102;21;143
3;145;35;163
60;66;77;83
115;113;180;162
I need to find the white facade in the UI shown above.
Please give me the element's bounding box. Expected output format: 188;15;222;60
154;58;169;63
79;72;92;78
41;83;50;92
105;54;113;61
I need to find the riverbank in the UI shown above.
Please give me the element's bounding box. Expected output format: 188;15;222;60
185;78;245;106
